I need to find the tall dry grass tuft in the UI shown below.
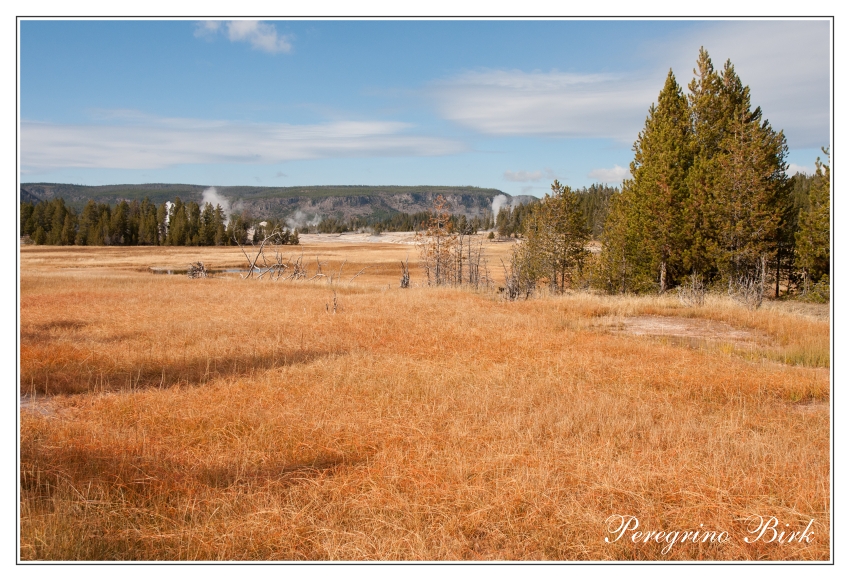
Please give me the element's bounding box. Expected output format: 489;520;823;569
20;247;829;560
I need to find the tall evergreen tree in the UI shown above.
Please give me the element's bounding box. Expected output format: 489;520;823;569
213;204;227;245
683;48;725;277
199;202;216;246
628;70;692;292
597;71;691;293
706;60;788;289
166;198;187;245
796;150;830;290
111;200;130;245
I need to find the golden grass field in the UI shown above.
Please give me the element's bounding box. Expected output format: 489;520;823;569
19;240;830;561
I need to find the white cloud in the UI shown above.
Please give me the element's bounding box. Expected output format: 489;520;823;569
651;20;830;149
227;21;291;54
194;20;292;54
505;170;541;182
432;69;656;141
21;113;465;170
193;21;221;38
503;168;555;182
429;21;829;150
787;163;815;176
587;165;630;184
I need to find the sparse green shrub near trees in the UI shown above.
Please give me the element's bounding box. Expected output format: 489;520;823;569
505;181;590;297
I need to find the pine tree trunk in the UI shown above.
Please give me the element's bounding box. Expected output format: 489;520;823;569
659;261;667;294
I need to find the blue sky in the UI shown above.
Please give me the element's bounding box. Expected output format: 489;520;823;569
19;19;831;197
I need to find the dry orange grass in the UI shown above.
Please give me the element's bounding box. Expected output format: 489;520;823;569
20;246;830;560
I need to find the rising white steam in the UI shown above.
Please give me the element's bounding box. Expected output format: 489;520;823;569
491;194;509;222
201;187;233;223
286;210;321;230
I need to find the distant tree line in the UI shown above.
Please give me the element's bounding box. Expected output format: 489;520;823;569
20;196;299;247
493;184;618;239
310;211;495;235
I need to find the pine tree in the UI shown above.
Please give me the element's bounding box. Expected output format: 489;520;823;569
627;70;692;292
706;60;788;292
520;181;589;293
683;48;725;277
21;202;35;237
166;198;187;245
199;202;216;246
596;72;690;293
213;205;227;245
796;150;830;291
186;201;201;245
596;182;656;293
111;200;130;245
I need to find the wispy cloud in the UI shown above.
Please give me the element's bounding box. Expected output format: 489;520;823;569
21;113;465;170
787;163;815;176
653;20;830;149
431;69;657;141
429;21;828;150
503;168;555;182
587;165;630;184
194;20;292;54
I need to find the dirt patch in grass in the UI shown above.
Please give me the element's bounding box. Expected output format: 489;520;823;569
20;396;60;417
790;400;830;414
603;315;769;346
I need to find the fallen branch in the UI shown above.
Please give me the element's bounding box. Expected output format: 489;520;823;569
349;267;368;283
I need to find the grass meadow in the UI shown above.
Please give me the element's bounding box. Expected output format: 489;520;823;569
19;241;830;561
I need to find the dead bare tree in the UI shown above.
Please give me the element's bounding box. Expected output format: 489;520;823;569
326;289;338;314
308;256;329;281
235;231;327;283
416;196;493;290
729;256;767;310
501;242;536;300
400;254;410;288
676;272;707;307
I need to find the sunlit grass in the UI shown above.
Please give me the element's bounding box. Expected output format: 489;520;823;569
20;246;830;560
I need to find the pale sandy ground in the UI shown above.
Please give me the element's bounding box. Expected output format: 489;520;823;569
298;231;421;245
298;232;603;253
602;315;768;345
298;231;525;246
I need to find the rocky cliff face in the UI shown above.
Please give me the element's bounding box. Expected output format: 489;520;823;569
236;191;504;222
20;183;536;222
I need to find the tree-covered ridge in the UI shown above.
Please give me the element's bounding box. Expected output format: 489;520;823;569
20;182;618;246
20;183;509;210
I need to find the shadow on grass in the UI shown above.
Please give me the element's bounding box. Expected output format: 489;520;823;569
20;439;363;560
20;348;343;396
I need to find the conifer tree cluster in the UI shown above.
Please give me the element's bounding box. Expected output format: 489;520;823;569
795;150;831;295
20;196;300;247
598;48;826;299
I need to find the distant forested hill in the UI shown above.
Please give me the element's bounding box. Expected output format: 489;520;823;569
19;183;530;222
